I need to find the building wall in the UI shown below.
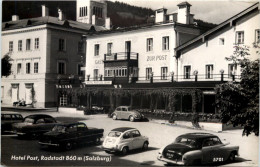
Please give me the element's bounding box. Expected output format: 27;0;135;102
178;11;260;82
1;25;48;107
1;24;86;108
86;25;177;82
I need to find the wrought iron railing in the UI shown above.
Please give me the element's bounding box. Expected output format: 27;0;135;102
104;52;138;61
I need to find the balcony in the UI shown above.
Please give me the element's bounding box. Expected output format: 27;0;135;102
104;52;138;62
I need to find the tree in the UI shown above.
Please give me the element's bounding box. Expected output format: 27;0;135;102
215;44;259;136
1;54;12;77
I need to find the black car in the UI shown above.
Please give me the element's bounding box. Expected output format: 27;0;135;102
39;122;104;150
1;111;23;133
12;114;58;139
157;133;239;165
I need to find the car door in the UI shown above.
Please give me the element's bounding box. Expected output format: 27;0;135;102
77;123;87;144
42;117;57;132
121;107;129;119
122;131;134;150
66;124;78;143
201;138;215;164
131;130;144;149
115;107;122;119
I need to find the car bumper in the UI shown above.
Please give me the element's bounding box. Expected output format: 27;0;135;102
10;130;26;135
38;142;59;147
157;156;184;165
102;146;121;152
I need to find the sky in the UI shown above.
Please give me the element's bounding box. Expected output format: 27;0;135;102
111;0;258;24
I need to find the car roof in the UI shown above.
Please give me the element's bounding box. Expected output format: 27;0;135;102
111;127;136;132
56;122;86;127
117;106;130;108
1;111;22;115
25;114;54;119
178;133;217;139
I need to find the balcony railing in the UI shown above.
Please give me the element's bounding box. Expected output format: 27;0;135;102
104;52;138;61
84;73;241;84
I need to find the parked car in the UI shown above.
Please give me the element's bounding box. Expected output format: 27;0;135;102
102;127;149;155
39;122;104;150
111;106;144;122
157;133;239;165
84;106;109;115
1;111;23;133
12;114;58;139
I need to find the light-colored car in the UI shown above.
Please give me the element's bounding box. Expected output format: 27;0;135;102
102;127;149;155
111;106;144;122
157;133;239;166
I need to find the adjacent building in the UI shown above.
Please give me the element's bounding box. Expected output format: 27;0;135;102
1;0;109;108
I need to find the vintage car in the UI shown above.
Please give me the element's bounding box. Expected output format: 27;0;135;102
12;114;58;139
39;122;104;150
111;106;144;122
1;111;23;133
102;127;149;155
157;133;239;165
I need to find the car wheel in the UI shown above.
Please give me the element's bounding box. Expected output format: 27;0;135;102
94;138;101;145
112;114;117;120
228;152;236;162
142;141;149;150
129;116;135;122
31;133;38;140
65;142;73;150
121;147;128;155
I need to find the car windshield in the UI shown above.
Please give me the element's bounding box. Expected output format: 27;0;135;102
174;137;198;148
52;125;66;133
108;131;122;137
24;118;34;123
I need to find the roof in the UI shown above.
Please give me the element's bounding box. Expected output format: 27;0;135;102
175;2;259;54
177;2;192;7
56;122;86;127
111;127;136;132
2;16;107;32
178;133;216;139
25;114;54;119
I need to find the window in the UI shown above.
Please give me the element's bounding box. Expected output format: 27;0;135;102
34;38;39;49
94;44;99;56
147;38;153;52
78;41;84;53
162;36;169;50
255;29;260;43
107;43;112;55
161;67;168;80
17;64;22;74
206;65;213;79
26;63;30;74
34;62;38;73
184;66;191;79
18;40;22;51
94;69;99;81
219;38;225;45
9;41;13;52
80;6;87;17
26;39;31;50
228;64;237;78
60;94;67;106
59;38;65;51
236;31;244;44
58;62;65;74
146;68;152;80
77;64;83;76
93;6;103;18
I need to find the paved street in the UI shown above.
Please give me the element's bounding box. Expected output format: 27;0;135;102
1;111;259;166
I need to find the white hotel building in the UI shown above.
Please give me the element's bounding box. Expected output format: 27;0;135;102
81;2;259;113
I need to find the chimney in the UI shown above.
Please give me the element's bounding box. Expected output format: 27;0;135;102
12;15;19;21
42;5;49;17
58;8;65;20
177;2;193;24
155;8;167;24
105;18;111;30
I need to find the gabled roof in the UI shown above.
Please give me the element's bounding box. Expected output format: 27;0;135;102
2;16;107;32
175;2;259;54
